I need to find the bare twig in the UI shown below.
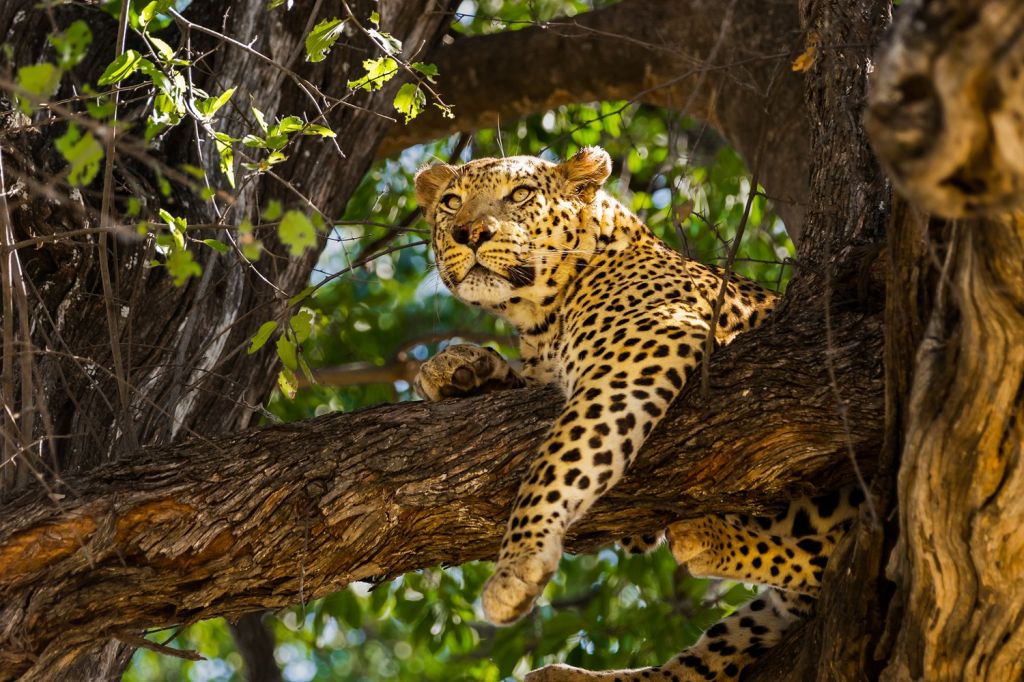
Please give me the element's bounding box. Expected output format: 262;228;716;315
116;634;205;662
701;166;758;398
96;0;136;456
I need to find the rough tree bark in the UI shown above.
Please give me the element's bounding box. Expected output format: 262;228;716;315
0;294;882;680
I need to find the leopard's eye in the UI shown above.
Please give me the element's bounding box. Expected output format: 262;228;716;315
508;186;533;203
440;194;462;211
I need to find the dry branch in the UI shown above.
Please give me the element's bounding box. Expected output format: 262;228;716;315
0;299;882;681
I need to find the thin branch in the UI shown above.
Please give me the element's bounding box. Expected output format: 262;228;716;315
115;634;204;662
96;0;136;455
701;164;758;397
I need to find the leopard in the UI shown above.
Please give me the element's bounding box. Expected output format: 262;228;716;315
412;147;864;680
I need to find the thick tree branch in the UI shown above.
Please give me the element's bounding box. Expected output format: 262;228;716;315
0;299;882;681
380;0;812;240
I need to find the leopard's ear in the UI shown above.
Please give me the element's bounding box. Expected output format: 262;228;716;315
559;146;612;201
415;164;457;222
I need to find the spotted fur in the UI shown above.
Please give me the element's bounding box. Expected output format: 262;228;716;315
413;148;862;680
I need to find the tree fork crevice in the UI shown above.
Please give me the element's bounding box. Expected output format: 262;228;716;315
0;298;883;681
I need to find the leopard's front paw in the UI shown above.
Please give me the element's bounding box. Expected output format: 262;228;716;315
666;517;720;574
482;542;561;625
414;344;523;402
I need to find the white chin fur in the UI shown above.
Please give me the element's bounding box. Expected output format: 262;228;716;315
455;269;514;307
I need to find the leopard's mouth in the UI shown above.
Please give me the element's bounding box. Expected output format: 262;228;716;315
463;263;535;288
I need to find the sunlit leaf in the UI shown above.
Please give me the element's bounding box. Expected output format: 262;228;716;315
347;57;397;91
367;28;402;56
97;49;144;85
411;61;438;81
262;200;283;221
277;366;298;399
49;20;93;70
202;239;229;254
139;0;173;25
196;87;235;119
213;131;235;187
147;35;175;60
393;83;426;123
16;62;61;111
276;336;298;371
288;308;315;343
305;17;345;63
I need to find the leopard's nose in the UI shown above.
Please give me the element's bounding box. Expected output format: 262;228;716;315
453;222;494;250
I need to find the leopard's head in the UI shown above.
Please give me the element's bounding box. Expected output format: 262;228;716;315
415;147;612;313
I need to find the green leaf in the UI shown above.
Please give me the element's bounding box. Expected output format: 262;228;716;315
196;87;235;118
262;200;282;221
278;210;316;257
305;17;345;63
277;367;298;399
147;35;175;61
393;82;426;124
276;335;298;371
202;239;229;253
287;285;314;306
274;115;306;134
139;0;173;25
165;249;201;286
251;106;268;133
410;62;438;80
55;124;104;186
242;240;263;261
347;57;397;92
213;131;235;188
241;134;266;148
248;321;278;354
49;20;93;70
288;308;315;343
97;49;143;85
300;123;336;138
86;96;115;120
16;63;61;110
